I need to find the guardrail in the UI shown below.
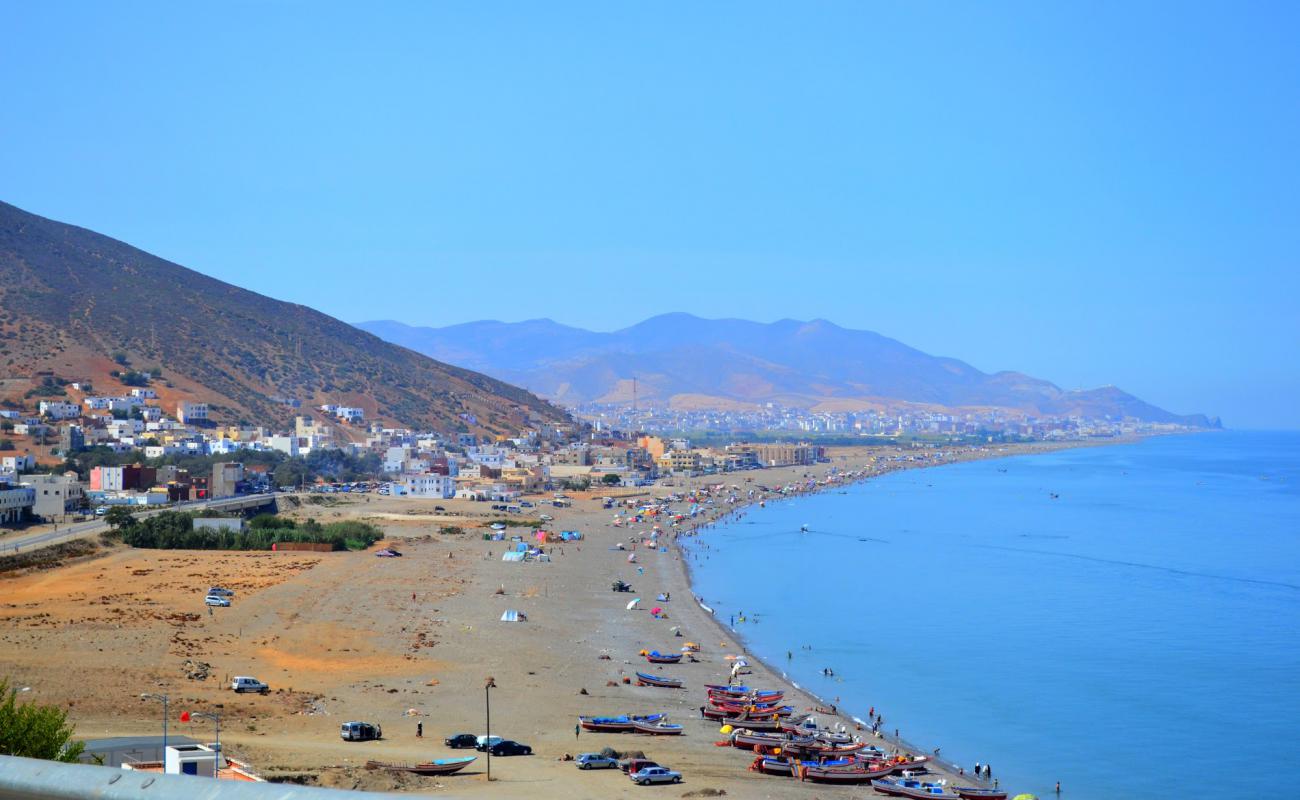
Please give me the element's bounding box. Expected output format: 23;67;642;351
0;755;420;800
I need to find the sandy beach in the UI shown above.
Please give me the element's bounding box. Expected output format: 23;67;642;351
0;440;1099;796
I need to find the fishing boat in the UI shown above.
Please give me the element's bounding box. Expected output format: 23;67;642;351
798;760;896;784
631;719;684;735
635;671;683;688
706;685;783;703
889;755;930;773
872;777;958;798
952;788;1008;800
578;713;666;733
778;738;869;758
364;756;476;776
645;650;682;664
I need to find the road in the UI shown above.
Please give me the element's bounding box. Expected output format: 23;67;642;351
0;493;280;554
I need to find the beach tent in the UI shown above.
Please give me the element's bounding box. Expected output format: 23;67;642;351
626;598;641;610
500;610;526;622
515;542;528;552
501;551;525;562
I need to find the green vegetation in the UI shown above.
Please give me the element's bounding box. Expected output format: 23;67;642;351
601;472;623;485
112;510;382;551
0;677;85;762
24;376;67;399
488;518;534;527
439;525;466;536
0;439;13;451
103;505;138;529
118;371;150;387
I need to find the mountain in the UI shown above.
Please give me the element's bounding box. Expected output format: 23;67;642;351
0;201;567;434
357;314;1219;427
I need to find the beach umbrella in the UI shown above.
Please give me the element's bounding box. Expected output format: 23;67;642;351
651;607;663;615
626;598;641;610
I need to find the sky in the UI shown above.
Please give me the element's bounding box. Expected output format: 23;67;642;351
2;2;1297;428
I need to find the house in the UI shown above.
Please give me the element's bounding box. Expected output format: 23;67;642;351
90;465;157;492
22;473;85;520
210;462;245;498
139;406;163;422
0;479;35;525
177;401;209;425
58;425;85;455
38;400;82;420
397;473;455;498
265;434;299;457
129;388;158;399
2;454;37;474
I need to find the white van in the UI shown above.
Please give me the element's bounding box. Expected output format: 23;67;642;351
231;676;269;694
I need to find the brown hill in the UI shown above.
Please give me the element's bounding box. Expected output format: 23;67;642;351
0;201;567;434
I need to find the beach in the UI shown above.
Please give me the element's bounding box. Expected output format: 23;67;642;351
0;440;1095;796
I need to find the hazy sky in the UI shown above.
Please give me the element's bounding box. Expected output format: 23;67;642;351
2;3;1297;428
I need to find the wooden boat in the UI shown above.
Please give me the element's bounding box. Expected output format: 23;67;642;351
798;760;896;784
635;671;682;688
749;755;796;776
706;686;783;703
645;650;682;664
872;777;958;798
631;719;684;735
364;756;475;776
779;738;869;758
578;713;666;732
889;756;930;774
952;788;1008;800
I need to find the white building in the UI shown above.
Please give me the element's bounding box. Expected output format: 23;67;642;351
39;400;82;420
0;481;35;525
129;388;158;399
265;435;299;457
398;473;455;499
177;402;209;425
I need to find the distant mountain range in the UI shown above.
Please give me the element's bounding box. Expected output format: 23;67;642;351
357;315;1219;427
0;201;567;434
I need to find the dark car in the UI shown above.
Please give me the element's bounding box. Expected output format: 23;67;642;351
488;740;532;756
620;758;660;774
444;733;478;749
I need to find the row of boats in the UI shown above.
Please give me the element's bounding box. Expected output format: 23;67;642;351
706;684;1006;799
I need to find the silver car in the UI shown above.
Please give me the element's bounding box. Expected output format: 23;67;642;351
630;766;682;785
576;753;619;770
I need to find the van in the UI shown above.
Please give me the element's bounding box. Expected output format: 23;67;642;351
231;676;269;694
340;721;382;741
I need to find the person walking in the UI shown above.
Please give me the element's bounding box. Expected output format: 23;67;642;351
975;761;981;778
1055;781;1061;795
575;723;580;740
416;721;423;738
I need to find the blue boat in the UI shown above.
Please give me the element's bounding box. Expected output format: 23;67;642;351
636;671;683;688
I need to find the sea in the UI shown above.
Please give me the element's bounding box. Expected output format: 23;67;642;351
683;431;1300;800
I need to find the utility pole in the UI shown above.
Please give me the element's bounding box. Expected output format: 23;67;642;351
484;676;496;781
140;693;168;752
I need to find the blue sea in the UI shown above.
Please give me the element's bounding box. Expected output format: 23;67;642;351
684;431;1300;800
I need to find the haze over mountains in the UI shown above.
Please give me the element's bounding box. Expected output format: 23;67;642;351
358;316;1219;428
0;201;566;434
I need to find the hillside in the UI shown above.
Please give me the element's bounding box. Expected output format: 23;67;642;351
358;314;1219;427
0;201;567;434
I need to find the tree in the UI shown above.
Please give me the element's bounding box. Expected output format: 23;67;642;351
103;506;137;530
601;473;623;486
0;677;85;762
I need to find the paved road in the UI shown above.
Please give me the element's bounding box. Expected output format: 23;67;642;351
0;494;280;554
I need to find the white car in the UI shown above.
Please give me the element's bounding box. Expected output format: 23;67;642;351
204;595;231;607
231;676;269;694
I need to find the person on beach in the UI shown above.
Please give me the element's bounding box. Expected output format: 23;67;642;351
975;761;981;777
575;723;580;739
417;721;423;737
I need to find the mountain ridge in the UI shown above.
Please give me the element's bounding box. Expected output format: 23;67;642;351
0;200;568;434
356;315;1219;428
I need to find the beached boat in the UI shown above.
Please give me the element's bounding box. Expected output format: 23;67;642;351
635;671;683;688
364;756;475;776
645;650;682;664
631;719;684;735
706;686;784;703
889;755;930;773
951;788;1008;800
872;777;957;798
578;713;666;733
798;760;896;784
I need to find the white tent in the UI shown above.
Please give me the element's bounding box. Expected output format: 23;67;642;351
626;598;641;611
500;610;527;622
501;551;525;562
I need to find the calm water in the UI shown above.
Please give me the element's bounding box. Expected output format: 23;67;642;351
684;431;1300;800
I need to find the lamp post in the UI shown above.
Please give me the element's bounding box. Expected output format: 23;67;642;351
139;693;168;753
484;676;496;781
181;711;222;769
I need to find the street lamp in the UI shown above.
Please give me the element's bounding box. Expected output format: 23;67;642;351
139;693;168;753
180;710;223;769
484;676;496;781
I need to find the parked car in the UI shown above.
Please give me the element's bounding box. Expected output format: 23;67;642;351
207;587;234;597
230;676;269;694
340;721;382;741
576;753;619;770
619;758;660;774
205;595;231;607
444;733;478;749
630;767;681;785
474;735;504;751
487;740;532;756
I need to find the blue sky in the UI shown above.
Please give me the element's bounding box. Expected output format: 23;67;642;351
2;3;1297;428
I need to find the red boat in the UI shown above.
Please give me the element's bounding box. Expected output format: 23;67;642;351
797;760;896;784
644;650;682;664
953;788;1008;800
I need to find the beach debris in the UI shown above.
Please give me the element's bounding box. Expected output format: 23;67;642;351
579;687;589;695
605;680;618;687
681;790;727;797
425;678;439;686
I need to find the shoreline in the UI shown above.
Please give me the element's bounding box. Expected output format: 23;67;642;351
661;437;1141;788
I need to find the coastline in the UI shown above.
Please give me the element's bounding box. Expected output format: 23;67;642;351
661;437;1140;788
